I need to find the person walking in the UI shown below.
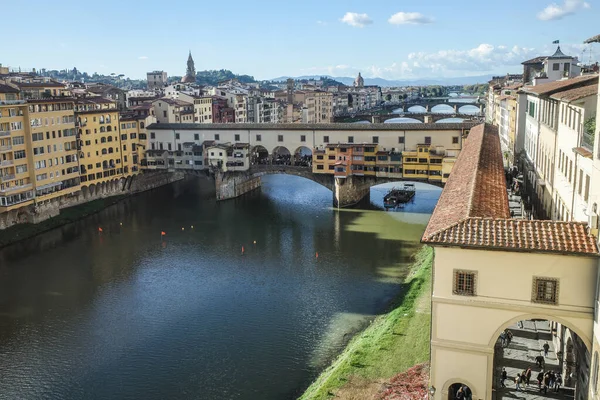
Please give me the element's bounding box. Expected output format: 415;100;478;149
543;341;550;357
462;385;472;400
506;330;513;345
537;370;544;391
500;331;507;347
554;373;562;392
455;386;465;400
543;372;551;394
500;368;507;388
517;320;523;329
515;374;522;392
535;355;545;368
525;368;532;386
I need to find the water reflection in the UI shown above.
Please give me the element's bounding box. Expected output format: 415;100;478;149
0;175;439;400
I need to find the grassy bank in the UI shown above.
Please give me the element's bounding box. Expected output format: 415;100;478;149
0;195;127;248
299;245;433;400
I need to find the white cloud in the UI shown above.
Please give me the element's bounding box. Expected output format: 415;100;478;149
537;0;590;21
388;12;433;25
302;43;540;80
316;20;327;26
138;56;149;60
340;12;373;28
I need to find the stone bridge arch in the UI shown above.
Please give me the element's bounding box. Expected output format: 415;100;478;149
250;145;269;165
271;146;291;165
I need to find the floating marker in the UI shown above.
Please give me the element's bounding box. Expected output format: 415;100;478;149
316;252;319;258
98;227;103;233
253;240;257;244
191;225;194;229
182;227;185;231
242;246;245;254
119;222;123;226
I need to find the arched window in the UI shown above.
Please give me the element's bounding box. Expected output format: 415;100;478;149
99;116;104;123
593;352;599;394
106;115;111;123
108;148;113;154
107;126;112;132
100;137;106;143
100;126;106;133
107;136;113;142
101;149;107;155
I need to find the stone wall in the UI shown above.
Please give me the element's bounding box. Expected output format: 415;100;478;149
334;176;372;207
215;171;261;201
0;171;184;230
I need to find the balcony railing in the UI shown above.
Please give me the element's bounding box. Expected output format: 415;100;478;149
0;174;16;183
0;183;32;195
0;159;14;167
582;131;595;151
0;145;12;152
0;100;26;105
0;130;11;137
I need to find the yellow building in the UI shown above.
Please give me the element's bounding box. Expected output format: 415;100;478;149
75;98;123;186
26;98;80;202
119;113;153;175
0;83;34;212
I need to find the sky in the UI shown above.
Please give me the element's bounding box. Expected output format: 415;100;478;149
2;0;600;81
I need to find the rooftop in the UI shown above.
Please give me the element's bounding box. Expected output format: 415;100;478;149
0;83;19;94
550;83;598;103
522;56;547;65
422;123;599;256
146;122;477;131
520;75;598;96
547;46;573;60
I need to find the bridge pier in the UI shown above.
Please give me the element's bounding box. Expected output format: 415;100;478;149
334;175;372;208
215;171;262;201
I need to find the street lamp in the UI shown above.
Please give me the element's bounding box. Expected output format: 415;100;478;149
429;386;436;397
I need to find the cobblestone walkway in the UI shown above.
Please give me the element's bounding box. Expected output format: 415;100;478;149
494;320;575;400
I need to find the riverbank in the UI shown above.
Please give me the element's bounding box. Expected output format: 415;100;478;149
0;195;129;248
299;245;433;400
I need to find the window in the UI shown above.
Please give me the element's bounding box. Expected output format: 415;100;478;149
316;165;324;170
398;136;405;144
424;136;431;145
452;136;459;144
585;175;591;202
214;134;220;141
12;136;24;145
300;135;306;142
235;134;240;142
552;63;560;71
372;136;379;144
278;135;283;142
175;133;180;140
194;134;199;140
150;132;156;139
323;136;329;143
348;136;354;143
453;270;476;296
256;134;262;141
532;277;558;304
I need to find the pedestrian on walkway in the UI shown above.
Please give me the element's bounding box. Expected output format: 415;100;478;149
517;320;523;328
455;386;465;400
506;330;513;345
525;368;532;385
500;368;507;387
543;341;550;357
515;374;522;391
500;331;506;347
543;372;551;394
554;373;562;392
535;355;545;368
462;385;472;400
537;370;544;390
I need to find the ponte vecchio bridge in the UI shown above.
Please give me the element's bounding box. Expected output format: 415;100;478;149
145;122;476;206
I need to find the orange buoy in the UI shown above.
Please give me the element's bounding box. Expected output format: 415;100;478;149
316;252;319;258
242;246;245;254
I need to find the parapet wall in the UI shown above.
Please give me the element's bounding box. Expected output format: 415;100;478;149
0;171;184;230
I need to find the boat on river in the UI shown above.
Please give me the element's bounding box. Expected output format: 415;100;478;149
383;183;416;209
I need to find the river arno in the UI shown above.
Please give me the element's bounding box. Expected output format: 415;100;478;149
0;176;440;400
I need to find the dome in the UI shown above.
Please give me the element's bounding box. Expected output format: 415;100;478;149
354;72;364;87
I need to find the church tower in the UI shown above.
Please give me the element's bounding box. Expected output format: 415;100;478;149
181;51;196;83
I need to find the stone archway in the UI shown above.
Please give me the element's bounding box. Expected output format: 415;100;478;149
442;379;477;400
250;145;269;165
293;146;312;167
272;146;291;165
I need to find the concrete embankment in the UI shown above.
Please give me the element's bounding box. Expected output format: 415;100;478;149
299;245;433;400
0;171;184;248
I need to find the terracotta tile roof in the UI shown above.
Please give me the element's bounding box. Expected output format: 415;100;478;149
520;75;598;96
422;123;510;240
422;122;599;256
550;83;598;102
573;147;593;158
425;218;598;255
0;83;19;93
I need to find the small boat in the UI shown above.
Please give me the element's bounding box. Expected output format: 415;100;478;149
383;184;416;209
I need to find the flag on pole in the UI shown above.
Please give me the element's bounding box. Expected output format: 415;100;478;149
553;40;560;44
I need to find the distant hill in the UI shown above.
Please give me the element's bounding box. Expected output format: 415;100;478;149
270;74;497;87
195;69;256;86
